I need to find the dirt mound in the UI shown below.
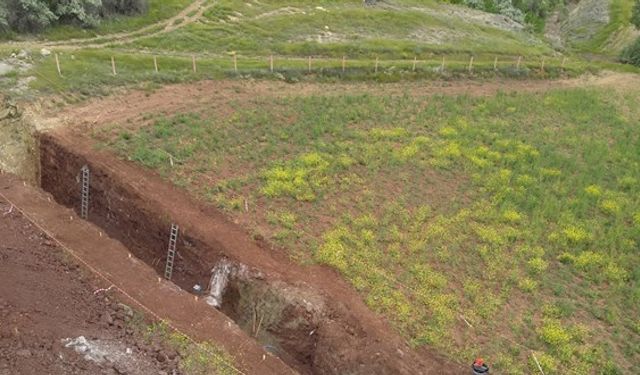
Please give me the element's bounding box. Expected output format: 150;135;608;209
0;198;179;375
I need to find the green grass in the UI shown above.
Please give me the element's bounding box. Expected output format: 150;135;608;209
128;0;551;58
96;86;640;374
139;320;237;375
22;46;634;99
574;0;636;55
38;0;194;41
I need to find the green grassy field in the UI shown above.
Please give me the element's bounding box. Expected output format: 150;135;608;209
24;47;604;98
94;85;640;374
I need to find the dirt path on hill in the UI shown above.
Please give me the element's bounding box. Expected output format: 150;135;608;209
10;0;214;51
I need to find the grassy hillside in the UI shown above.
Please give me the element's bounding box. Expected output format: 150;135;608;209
563;0;639;55
95;84;640;374
128;0;551;57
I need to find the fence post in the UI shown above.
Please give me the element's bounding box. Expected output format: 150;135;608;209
192;55;197;73
111;56;117;76
55;53;62;77
493;56;498;71
468;56;474;73
153;55;158;73
412;56;417;72
269;55;274;72
342;56;346;72
516;55;522;70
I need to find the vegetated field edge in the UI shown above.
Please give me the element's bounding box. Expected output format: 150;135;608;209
94;86;640;374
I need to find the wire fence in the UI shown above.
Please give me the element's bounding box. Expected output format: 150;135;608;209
47;49;587;84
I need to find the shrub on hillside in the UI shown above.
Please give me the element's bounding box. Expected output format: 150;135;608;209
102;0;148;16
620;37;640;67
632;0;640;29
0;0;148;33
3;0;57;33
55;0;103;28
0;3;9;33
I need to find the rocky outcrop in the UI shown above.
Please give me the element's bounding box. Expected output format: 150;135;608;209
561;0;611;45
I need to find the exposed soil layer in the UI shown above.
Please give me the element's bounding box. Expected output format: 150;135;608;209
40;128;465;374
0;172;296;375
0;192;180;375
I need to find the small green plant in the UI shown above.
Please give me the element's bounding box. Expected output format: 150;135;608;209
620;37;640;67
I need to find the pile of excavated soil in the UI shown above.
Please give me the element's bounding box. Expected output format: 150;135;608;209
0;199;179;375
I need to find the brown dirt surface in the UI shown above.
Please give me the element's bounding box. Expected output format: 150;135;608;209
0;172;296;375
0;193;179;375
49;72;640;132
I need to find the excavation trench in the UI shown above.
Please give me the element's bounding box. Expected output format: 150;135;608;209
39;135;321;373
39;132;461;375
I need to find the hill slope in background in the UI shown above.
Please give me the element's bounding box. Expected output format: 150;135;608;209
126;0;551;57
558;0;639;55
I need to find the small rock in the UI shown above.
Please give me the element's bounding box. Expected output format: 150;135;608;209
101;312;114;326
166;350;177;360
16;349;31;357
40;48;51;57
117;303;134;318
156;352;166;363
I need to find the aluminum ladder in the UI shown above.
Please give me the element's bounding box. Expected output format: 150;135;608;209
80;165;90;219
164;224;179;280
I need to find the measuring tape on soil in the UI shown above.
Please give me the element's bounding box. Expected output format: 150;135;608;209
0;189;250;375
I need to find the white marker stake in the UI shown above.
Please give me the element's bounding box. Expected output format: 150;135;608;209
493;56;498;71
111;56;117;76
412;56;417;71
269;55;274;72
531;352;546;375
153;55;158;73
55;53;62;77
192;55;197;73
468;56;474;73
516;55;522;70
